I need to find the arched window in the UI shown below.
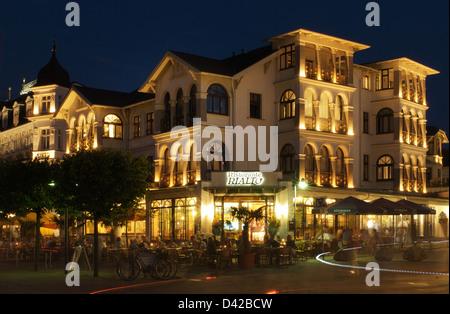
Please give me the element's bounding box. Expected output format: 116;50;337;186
320;146;331;173
319;93;329;119
207;142;227;172
207;84;228;115
162;148;170;174
335;148;347;187
304;144;315;172
335;148;345;174
377;155;394;181
335;96;344;121
175;89;184;126
103;114;123;139
280;90;296;120
376;108;394;134
280;144;295;174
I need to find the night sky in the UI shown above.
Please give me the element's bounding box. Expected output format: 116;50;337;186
0;0;448;142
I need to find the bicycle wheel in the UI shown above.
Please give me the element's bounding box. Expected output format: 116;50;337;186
154;258;172;280
116;258;140;281
166;257;178;279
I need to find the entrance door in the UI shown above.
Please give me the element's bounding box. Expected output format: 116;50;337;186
215;196;274;243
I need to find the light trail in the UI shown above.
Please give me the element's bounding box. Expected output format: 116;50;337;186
315;242;449;276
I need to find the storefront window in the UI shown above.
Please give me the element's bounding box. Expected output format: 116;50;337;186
150;197;196;241
214;196;274;243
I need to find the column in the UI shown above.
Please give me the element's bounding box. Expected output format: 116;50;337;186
394;111;403;143
298;97;305;130
298;153;306;181
313;100;320;131
344;158;354;188
299;43;306;77
315;45;321;81
331;49;337;83
345;105;354;135
420;167;427;193
330;103;336;133
330;156;337;187
346;52;353;85
315;155;321;186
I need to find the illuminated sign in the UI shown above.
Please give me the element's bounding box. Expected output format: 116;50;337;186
226;172;264;186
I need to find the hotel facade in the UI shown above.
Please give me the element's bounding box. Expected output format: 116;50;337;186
1;29;448;243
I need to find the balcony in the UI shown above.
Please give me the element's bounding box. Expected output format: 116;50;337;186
160;173;170;188
335;173;347;187
320;172;332;186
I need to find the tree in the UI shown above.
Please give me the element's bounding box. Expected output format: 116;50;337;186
228;205;265;254
0;158;57;271
59;149;150;277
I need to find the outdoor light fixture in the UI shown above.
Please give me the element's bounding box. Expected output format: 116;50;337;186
298;180;308;189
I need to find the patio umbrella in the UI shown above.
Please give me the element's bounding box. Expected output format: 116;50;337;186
396;199;436;215
312;196;384;215
370;198;413;215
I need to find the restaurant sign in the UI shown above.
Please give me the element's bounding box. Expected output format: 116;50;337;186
226;172;264;186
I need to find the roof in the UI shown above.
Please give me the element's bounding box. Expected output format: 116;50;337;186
362;57;439;76
35;48;71;88
72;84;154;108
265;28;370;52
169;45;275;77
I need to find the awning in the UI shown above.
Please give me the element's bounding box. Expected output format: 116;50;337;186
312;196;384;215
396;199;436;215
370;198;412;215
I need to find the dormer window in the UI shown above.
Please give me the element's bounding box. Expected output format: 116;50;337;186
41;96;51;113
280;44;295;70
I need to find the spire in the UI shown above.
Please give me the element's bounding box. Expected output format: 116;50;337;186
52;33;56;55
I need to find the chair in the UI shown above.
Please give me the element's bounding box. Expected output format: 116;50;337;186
193;249;206;267
218;249;232;268
279;247;291;265
295;242;308;262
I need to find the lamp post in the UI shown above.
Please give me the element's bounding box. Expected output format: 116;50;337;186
296;179;308;239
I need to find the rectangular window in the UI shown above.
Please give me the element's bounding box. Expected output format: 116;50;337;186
41;129;50;150
363;112;369;134
376;69;394;90
280;44;295;70
42;96;51;113
147;112;154;135
134;116;140;138
363;155;369;181
363;75;370;89
249;93;262;119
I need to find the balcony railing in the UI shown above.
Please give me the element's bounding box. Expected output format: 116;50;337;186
186;170;196;185
173;171;183;186
305;116;316;130
320;172;332;186
335;120;347;134
335;173;347;187
160;173;170;188
305;171;316;185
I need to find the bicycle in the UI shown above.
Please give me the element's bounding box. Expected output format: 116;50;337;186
116;248;177;281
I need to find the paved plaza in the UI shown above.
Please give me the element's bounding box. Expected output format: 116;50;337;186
0;245;448;295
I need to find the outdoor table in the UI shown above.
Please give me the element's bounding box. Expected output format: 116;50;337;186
41;249;59;271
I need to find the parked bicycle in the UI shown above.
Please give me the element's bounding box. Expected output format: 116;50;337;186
116;248;177;281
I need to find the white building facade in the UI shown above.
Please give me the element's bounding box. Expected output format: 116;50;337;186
1;29;448;242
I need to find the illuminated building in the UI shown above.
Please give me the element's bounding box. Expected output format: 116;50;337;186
1;29;448;242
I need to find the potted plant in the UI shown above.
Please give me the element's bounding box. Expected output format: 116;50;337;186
212;217;223;236
268;216;280;236
229;205;265;269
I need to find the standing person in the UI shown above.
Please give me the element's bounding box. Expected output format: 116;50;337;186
115;237;122;248
286;235;296;264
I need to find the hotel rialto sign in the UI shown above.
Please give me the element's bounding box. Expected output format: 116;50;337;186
211;171;281;188
226;172;265;186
